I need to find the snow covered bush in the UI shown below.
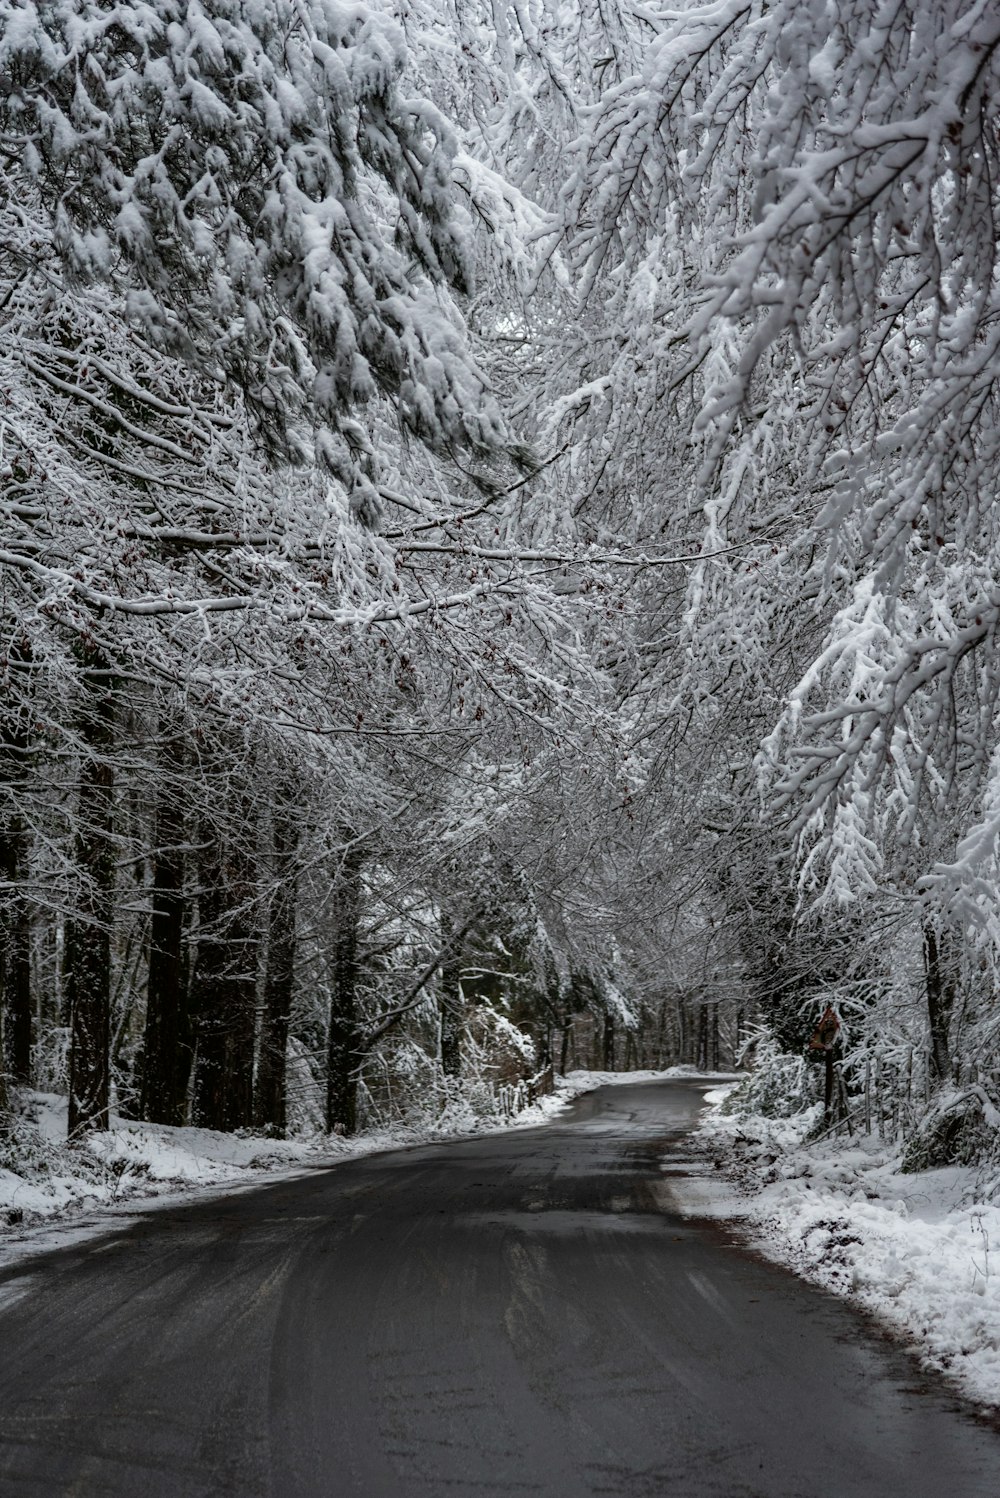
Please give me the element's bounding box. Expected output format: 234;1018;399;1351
901;1086;1000;1173
0;0;509;495
721;1034;818;1121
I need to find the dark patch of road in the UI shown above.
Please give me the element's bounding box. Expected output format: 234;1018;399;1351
1;1081;998;1496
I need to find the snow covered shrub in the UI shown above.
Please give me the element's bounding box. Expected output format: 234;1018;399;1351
0;1093;111;1224
285;1037;324;1138
354;1009;540;1134
721;1034;818;1120
359;1038;439;1129
463;1008;539;1120
900;1086;1000;1172
465;1008;536;1086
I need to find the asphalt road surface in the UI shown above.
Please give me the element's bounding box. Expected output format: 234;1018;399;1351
2;1080;1000;1497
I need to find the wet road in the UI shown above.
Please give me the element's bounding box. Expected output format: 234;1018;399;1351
1;1080;999;1497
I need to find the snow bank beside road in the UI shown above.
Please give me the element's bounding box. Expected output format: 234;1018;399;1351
562;1066;740;1092
681;1087;1000;1411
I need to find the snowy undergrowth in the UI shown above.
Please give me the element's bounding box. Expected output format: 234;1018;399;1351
0;1091;330;1229
683;1083;1000;1411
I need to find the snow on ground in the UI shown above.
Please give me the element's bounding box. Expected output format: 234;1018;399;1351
678;1083;1000;1411
0;1090;329;1228
561;1066;741;1092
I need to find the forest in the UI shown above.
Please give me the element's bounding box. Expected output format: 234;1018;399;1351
1;0;999;1167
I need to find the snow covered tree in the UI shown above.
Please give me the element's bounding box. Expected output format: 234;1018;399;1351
0;0;520;505
0;0;581;1135
554;0;1000;1098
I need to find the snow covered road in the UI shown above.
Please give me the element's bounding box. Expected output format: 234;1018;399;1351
0;1080;998;1497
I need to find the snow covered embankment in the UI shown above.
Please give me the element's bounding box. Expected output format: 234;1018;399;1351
676;1084;1000;1411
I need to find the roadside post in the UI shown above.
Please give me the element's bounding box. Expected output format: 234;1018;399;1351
808;1005;841;1123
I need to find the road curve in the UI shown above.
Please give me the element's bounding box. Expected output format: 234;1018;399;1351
1;1080;999;1497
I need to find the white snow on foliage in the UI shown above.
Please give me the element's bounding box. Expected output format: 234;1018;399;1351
678;1086;1000;1411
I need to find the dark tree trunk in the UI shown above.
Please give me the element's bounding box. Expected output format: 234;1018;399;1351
68;656;115;1136
623;1028;635;1070
923;923;956;1084
326;842;363;1136
539;1024;552;1074
0;832;32;1085
697;1005;709;1072
654;1000;667;1070
191;808;258;1132
1;649;33;1086
439;914;463;1079
602;1012;615;1070
220;853;256;1132
255;807;298;1134
191;835;226;1129
141;728;188;1125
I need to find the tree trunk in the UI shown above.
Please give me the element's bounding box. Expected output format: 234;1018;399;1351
1;649;33;1086
219;844;256;1133
191;834;226;1129
141;727;188;1125
326;842;363;1135
824;1049;835;1124
0;833;32;1085
923;923;956;1084
191;806;258;1132
602;1012;615;1070
697;1005;708;1072
68;655;114;1135
623;1028;635;1070
439;914;463;1079
655;1000;667;1069
255;806;298;1134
